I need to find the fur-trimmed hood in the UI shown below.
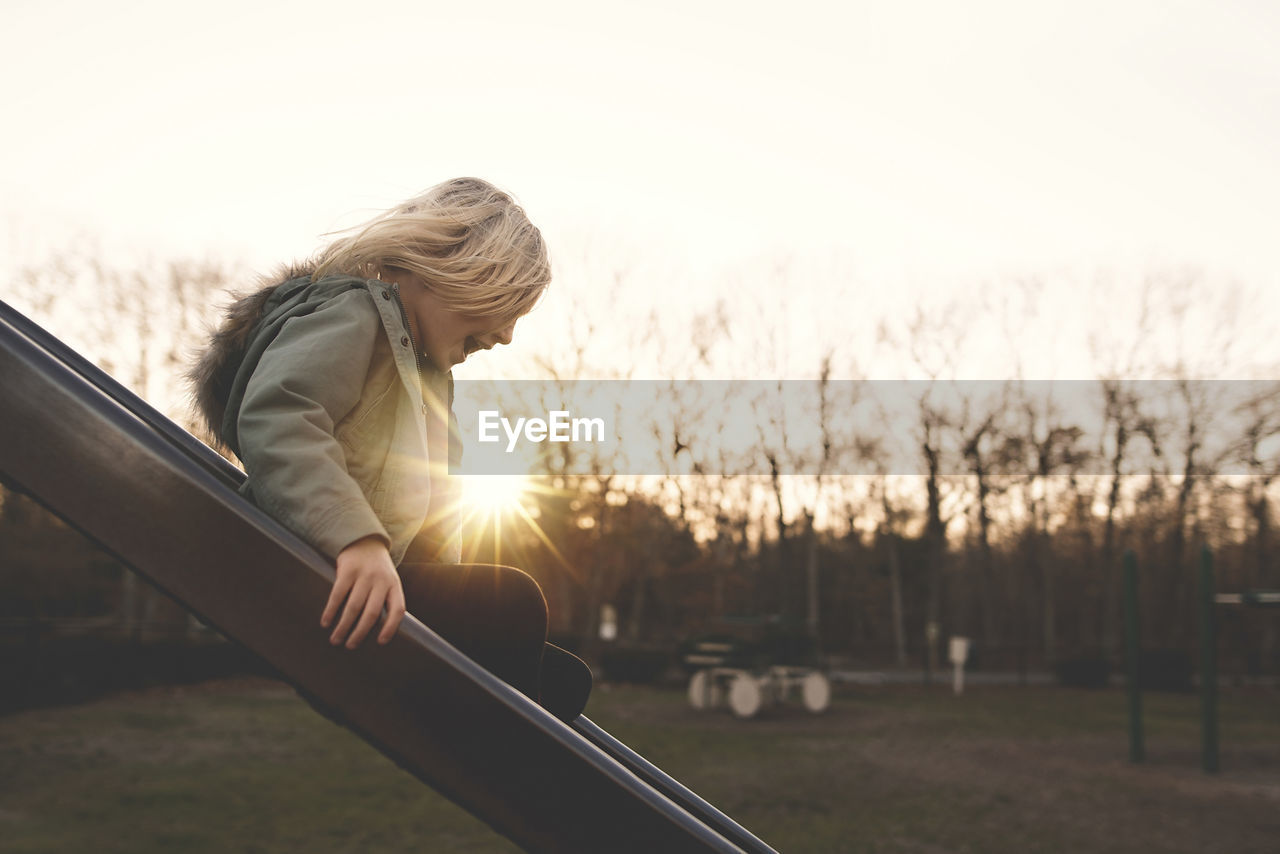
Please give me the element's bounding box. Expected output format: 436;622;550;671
187;262;316;450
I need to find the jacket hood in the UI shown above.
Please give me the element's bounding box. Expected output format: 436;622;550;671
187;262;316;450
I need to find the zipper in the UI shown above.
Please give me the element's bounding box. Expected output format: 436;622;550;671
390;285;429;413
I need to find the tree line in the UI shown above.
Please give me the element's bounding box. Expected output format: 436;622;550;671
1;251;1276;675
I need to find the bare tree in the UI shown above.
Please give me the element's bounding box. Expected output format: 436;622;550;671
959;397;1009;647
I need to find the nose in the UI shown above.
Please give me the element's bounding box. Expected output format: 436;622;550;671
490;321;515;347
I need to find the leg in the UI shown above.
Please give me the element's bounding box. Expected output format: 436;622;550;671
398;562;547;703
397;562;594;722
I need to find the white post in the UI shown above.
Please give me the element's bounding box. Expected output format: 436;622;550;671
949;636;970;696
598;604;617;641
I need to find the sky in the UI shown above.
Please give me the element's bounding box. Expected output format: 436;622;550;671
2;0;1278;379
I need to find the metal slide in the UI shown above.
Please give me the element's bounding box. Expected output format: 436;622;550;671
0;301;777;854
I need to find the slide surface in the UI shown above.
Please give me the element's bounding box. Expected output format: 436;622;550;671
0;302;777;854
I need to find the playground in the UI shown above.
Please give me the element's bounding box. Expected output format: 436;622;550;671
2;677;1277;854
2;297;1278;852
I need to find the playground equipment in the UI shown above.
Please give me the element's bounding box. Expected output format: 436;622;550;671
680;618;831;718
687;665;831;718
0;301;776;854
1213;590;1280;607
1123;546;1279;775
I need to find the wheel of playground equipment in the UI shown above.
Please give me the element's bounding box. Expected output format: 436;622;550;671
801;671;831;713
728;673;763;719
687;669;722;710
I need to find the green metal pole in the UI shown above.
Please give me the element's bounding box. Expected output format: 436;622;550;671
1123;550;1144;763
1199;545;1219;774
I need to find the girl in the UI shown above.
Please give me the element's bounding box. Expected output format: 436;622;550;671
191;177;591;721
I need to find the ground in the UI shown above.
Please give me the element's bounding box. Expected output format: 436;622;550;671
1;678;1277;853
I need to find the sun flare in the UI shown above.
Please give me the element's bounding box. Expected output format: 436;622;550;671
456;476;578;579
460;475;528;513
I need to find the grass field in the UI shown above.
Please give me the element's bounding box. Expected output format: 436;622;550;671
1;678;1277;853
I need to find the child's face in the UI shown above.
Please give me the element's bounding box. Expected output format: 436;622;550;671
410;289;522;372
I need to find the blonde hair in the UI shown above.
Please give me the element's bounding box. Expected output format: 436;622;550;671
312;177;550;318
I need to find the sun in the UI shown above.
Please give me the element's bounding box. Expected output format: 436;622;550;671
460;474;528;514
455;476;579;580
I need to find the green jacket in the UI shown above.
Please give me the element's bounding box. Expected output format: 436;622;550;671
192;270;460;565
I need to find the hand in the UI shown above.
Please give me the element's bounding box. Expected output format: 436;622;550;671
321;536;405;648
